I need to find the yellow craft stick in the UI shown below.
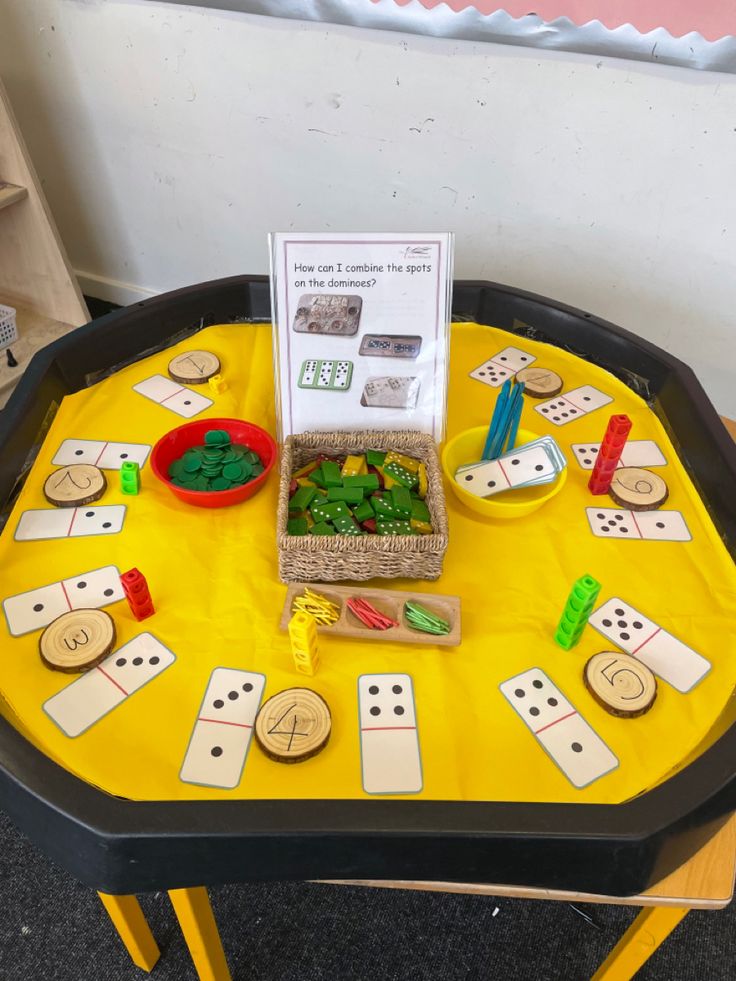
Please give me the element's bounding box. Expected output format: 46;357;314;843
292;588;340;626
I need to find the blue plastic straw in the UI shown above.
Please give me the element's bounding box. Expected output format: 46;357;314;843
504;382;525;455
490;383;518;459
482;380;511;459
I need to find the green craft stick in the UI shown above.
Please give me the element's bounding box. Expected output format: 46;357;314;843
366;449;386;467
404;601;451;635
287;517;309;536
309;521;336;536
327;486;364;504
343;473;380;491
289;485;317;513
321;460;342;488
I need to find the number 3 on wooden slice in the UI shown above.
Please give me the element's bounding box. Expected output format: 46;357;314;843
39;609;117;673
584;652;657;717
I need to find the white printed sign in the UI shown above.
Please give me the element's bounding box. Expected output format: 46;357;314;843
270;232;453;440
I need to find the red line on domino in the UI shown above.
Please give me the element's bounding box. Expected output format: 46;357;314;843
66;508;79;537
160;386;186;404
93;442;110;467
96;666;129;696
496;459;512;487
361;726;417;732
534;710;576;735
629;511;644;539
59;579;72;611
631;626;661;655
197;718;253;728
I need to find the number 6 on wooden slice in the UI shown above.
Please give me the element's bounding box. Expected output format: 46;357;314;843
358;673;422;794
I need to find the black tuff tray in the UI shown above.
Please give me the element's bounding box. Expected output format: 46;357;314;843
0;276;734;896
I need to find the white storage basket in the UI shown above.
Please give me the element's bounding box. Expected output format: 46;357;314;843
0;304;17;350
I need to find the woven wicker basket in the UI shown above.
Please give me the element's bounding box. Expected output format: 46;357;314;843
277;431;449;582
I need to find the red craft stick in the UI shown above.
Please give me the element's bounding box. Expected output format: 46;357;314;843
588;414;632;495
346;597;399;630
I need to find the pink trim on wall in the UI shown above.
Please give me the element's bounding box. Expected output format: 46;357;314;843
386;1;736;42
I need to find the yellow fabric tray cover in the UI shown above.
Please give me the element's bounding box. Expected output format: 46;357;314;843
0;322;734;804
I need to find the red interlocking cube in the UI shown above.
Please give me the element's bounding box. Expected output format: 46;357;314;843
588;414;632;495
120;568;155;621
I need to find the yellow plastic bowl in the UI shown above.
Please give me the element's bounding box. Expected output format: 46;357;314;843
442;427;567;519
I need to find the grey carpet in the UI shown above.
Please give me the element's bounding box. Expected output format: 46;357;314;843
0;809;732;980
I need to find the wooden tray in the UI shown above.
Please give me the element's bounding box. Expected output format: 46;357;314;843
279;582;461;647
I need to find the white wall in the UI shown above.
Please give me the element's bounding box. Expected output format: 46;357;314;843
1;0;734;413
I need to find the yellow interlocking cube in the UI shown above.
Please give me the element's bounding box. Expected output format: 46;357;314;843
207;374;228;394
288;612;319;676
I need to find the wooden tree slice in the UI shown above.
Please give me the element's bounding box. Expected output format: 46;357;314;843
515;366;563;398
43;464;107;507
39;609;116;673
608;467;668;511
168;350;221;384
584;651;657;718
255;688;331;763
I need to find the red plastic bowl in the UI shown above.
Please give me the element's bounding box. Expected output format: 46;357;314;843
150;418;277;508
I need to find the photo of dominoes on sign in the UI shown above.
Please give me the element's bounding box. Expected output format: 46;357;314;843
3;565;124;636
586;508;692;542
358;673;422;794
298;359;353;391
43;633;176;737
360;376;420;410
51;439;152;470
572;440;667;470
132;375;213;418
14;505;126;542
180;668;266;789
469;347;537;388
500;667;618;788
588;598;711;693
534;386;613;426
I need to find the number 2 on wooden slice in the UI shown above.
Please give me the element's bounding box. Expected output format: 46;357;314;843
39;609;117;673
584;651;657;717
43;464;107;507
167;350;221;384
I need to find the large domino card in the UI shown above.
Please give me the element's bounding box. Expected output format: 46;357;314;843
270;232;453;440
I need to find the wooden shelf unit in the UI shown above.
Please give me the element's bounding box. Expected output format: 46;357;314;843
0;182;27;211
0;75;88;404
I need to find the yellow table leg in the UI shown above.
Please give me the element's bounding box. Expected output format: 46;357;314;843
591;906;689;981
169;886;232;981
98;892;160;972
